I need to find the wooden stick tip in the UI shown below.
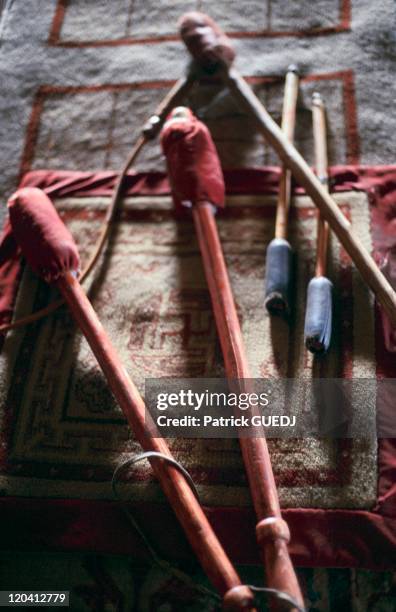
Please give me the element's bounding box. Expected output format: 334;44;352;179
170;106;191;120
287;63;299;75
312;91;323;105
162;106;193;130
223;586;256;611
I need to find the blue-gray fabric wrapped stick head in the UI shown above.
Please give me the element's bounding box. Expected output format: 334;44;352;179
304;276;333;354
264;238;293;316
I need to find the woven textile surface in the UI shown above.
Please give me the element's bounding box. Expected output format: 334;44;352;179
1;0;394;513
0;0;395;212
0;186;378;509
0;1;395;610
1;166;395;571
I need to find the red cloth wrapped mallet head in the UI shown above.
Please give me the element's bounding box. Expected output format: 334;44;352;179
160;107;225;210
179;12;235;71
7;187;80;283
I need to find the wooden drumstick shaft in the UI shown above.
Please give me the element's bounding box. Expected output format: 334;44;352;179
275;66;299;240
142;72;197;139
56;272;255;610
224;68;396;327
192;203;304;610
312;92;330;278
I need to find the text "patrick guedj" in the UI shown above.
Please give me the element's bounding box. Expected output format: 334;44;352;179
156;414;296;428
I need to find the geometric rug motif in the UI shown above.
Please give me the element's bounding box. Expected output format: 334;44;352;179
51;0;350;46
0;191;377;509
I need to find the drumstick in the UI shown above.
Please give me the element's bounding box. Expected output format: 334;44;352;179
304;93;333;353
161;107;305;611
264;65;299;315
178;11;396;328
6;187;255;612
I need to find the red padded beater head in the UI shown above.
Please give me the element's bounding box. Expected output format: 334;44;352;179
160;107;225;210
179;12;235;71
7;187;80;282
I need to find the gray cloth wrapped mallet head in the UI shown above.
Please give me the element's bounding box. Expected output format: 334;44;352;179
304;276;333;353
264;238;293;315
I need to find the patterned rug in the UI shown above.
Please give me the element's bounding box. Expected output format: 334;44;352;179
0;185;378;510
1;1;396;610
0;167;395;575
0;0;395;212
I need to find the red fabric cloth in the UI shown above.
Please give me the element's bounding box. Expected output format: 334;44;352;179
160;109;225;210
0;219;21;334
378;247;396;352
7;187;80;283
15;165;396;202
0;219;18;267
179;11;235;70
0;167;395;569
0;499;394;569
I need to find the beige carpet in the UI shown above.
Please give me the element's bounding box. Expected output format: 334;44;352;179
0;190;377;509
